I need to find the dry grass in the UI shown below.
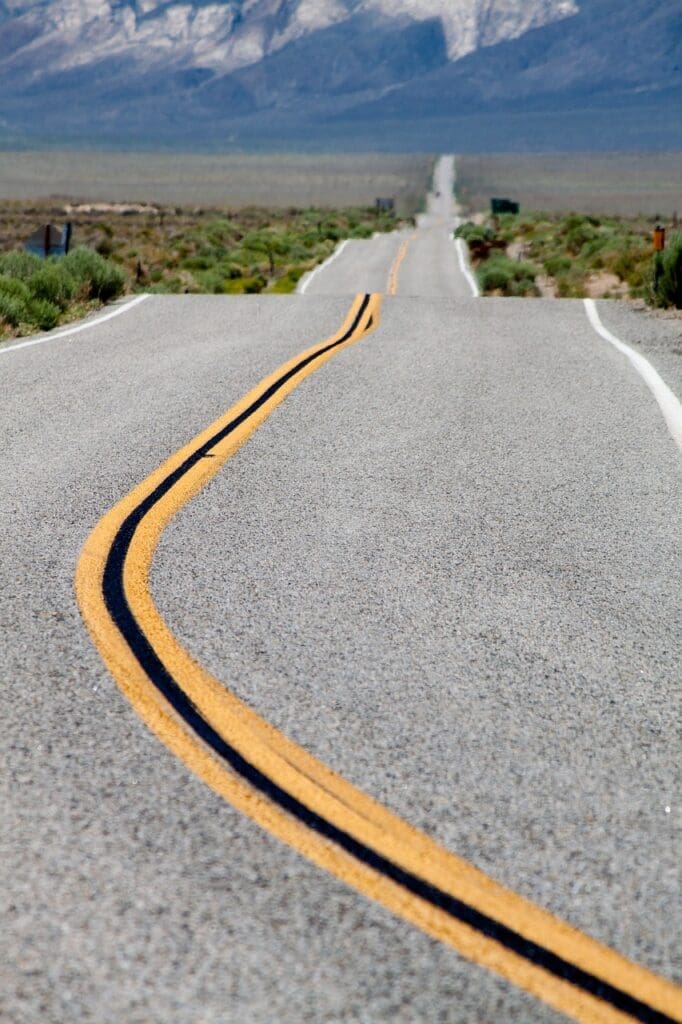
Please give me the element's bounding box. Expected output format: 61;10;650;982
456;153;682;217
457;210;661;301
0;151;433;215
0;198;403;336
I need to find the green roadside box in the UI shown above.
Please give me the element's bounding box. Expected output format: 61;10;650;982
491;198;520;215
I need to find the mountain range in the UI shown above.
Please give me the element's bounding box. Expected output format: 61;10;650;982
0;0;680;150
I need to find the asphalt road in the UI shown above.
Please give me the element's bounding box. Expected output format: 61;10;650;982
300;155;472;301
1;160;680;1024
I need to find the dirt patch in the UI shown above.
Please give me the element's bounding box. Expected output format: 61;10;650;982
585;272;628;299
64;202;160;216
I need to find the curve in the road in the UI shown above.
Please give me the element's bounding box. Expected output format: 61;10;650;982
387;237;412;296
455;236;481;298
298;240;351;296
585;299;682;451
0;293;150;355
76;294;681;1024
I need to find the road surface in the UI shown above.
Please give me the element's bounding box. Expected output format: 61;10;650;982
1;158;680;1024
299;156;472;301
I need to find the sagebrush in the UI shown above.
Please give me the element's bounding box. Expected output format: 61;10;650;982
652;234;682;309
0;247;125;336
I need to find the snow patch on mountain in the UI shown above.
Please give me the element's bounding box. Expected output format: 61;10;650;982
364;0;578;60
1;0;580;78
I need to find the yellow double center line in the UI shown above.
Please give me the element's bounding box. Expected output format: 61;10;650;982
388;237;412;295
76;293;680;1024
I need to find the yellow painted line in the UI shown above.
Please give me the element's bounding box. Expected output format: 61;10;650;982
387;237;411;295
76;293;681;1024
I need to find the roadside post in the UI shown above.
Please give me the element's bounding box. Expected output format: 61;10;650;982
652;225;666;296
653;225;666;252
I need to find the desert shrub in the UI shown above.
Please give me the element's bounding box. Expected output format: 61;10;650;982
95;236;115;257
0;268;66;331
652;233;682;308
145;278;183;294
564;222;599;255
27;298;61;330
320;225;341;242
269;267;305;293
205;219;234;244
0;279;60;332
62;247;125;301
0;292;27;327
301;229;324;247
194;269;226;293
516;218;541;237
608;243;650;290
562;214;594;232
455;222;493;243
619;260;649;292
0;275;31;302
181;254;213;271
555;271;587;298
243;274;267;294
237;229;296;275
478;255;537;296
221;262;243;280
0;250;42;280
561;214;596;235
494;212;519;236
544;256;572;277
478;261;511;292
224;274;266;294
29;262;76;310
580;237;610;264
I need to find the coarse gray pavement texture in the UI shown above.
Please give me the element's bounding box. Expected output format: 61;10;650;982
395;152;475;302
300;230;407;296
595;299;682;397
1;295;570;1024
299;156;473;302
1;158;681;1024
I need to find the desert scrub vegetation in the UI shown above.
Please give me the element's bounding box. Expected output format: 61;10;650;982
135;207;398;296
455;153;682;218
0;200;399;339
477;254;539;297
456;211;669;302
0;248;125;335
0;200;400;337
652;233;682;309
455;221;538;297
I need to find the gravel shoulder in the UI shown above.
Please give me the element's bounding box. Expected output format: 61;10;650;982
595;299;682;397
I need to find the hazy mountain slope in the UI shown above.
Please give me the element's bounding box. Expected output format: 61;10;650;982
216;0;681;151
0;0;679;149
0;0;576;81
0;0;579;142
349;0;682;114
0;12;450;135
202;13;448;110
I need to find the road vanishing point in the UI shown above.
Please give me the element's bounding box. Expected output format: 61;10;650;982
1;157;680;1024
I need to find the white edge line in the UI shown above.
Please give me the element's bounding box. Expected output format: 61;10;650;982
455;237;480;298
297;239;350;295
584;298;682;453
0;293;150;356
